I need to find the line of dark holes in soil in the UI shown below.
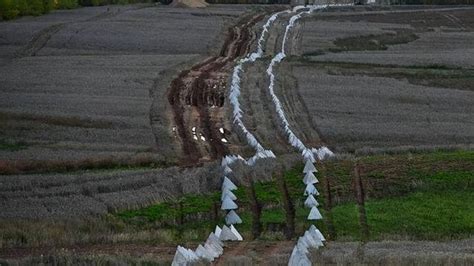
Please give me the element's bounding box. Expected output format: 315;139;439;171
170;164;370;242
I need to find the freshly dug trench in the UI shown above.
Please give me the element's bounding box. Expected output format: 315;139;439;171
167;12;268;164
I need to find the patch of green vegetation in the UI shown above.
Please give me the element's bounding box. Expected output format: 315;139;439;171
0;139;28;151
117;202;176;223
0;156;172;176
332;189;474;240
295;61;474;91
330;30;419;52
0;111;117;129
114;150;474;242
117;192;221;225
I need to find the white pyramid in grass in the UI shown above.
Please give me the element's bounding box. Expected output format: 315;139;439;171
304;183;319;196
308;206;323;220
230;224;243;241
222;176;237;191
302;232;320;249
225;210;242;224
214;226;222;238
304;194;319;208
296;237;310;255
219;225;239;241
309;224;326;242
195;244;214;261
305;230;324;248
221;195;238;210
221;189;237;201
288;246;311;266
303;171;318;185
303;231;318;248
303;160;317;174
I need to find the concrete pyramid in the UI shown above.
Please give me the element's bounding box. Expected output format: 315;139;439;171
219;225;238;241
214;226;222;238
172;246;198;266
230;224;243;241
309;224;326;242
195;244;213;261
205;235;223;257
313;146;334;161
182;246;199;261
296;236;310;254
222;176;237;191
207;232;224;248
203;243;219;258
302;148;315;163
303;160;317;174
304;183;319;196
303;231;318;248
171;246;188;266
288;246;311;266
304;194;319;208
304;230;323;248
221;194;238;210
303;171;318;185
308;206;323;220
225;210;242;224
221;189;237;201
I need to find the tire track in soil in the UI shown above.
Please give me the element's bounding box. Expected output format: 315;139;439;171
167;12;268;164
277;20;327;147
15;23;66;57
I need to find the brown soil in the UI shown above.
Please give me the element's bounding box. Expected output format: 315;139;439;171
167;12;267;164
214;241;294;266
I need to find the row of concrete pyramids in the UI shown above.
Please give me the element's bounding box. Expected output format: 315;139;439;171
172;232;223;265
290;147;334;265
171;9;277;263
221;176;243;225
171;163;245;265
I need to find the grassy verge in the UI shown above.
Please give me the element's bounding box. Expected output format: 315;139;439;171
0;154;172;175
329;30;419;52
1;150;471;249
114;150;474;242
0;112;118;129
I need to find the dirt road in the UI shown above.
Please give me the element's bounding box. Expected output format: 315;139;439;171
167;11;273;164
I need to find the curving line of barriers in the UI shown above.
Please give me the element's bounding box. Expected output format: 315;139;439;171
172;4;352;265
264;4;351;265
171;11;286;265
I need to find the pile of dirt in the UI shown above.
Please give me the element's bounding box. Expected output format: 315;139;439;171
170;0;209;8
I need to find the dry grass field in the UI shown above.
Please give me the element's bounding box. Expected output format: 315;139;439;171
0;3;473;265
0;4;248;168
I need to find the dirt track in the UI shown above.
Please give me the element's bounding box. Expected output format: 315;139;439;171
167;12;268;164
2;239;473;265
